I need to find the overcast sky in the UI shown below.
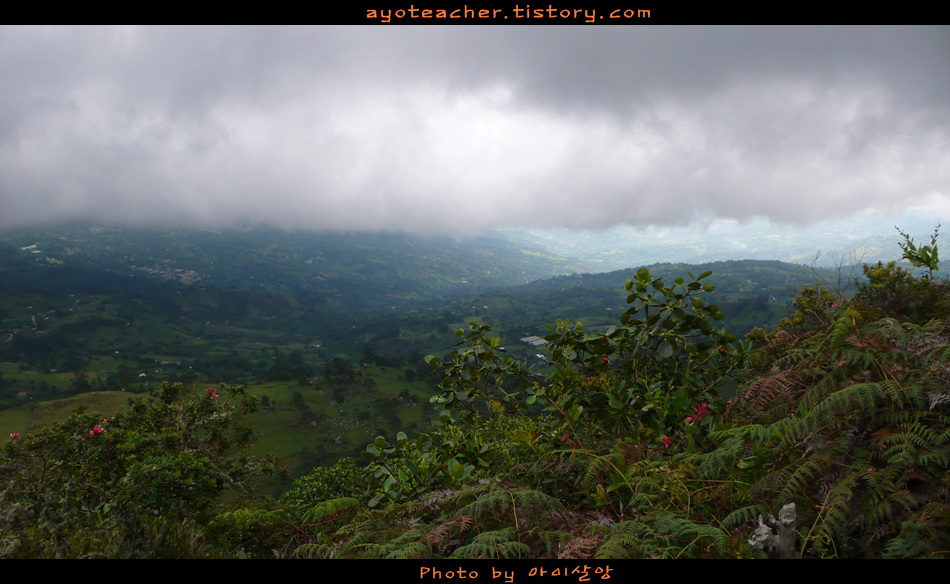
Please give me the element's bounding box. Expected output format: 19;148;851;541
1;25;948;236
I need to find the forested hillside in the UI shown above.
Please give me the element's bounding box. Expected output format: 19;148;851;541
2;230;947;558
0;226;582;308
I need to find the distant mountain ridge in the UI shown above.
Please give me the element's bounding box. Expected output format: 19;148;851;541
0;225;587;311
0;224;890;331
3;219;930;306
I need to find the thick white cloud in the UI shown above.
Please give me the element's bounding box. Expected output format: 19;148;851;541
0;25;947;235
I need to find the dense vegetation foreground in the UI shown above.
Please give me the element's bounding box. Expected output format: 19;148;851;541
2;233;949;559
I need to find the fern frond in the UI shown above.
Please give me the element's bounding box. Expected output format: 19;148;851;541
817;306;860;353
450;486;564;525
293;542;337;559
779;459;825;500
449;528;530;559
882;519;948;558
556;536;598;559
535;530;575;556
386;540;432;559
594;521;659;559
721;504;769;529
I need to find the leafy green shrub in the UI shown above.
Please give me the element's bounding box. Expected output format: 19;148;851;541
540;267;743;451
854;260;950;324
279;457;366;512
0;382;279;558
426;323;540;419
204;496;289;558
896;223;940;280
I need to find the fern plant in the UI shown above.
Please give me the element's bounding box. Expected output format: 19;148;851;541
716;271;950;557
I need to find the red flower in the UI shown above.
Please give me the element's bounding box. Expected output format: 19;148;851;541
662;437;672;448
683;402;710;424
694;402;710;421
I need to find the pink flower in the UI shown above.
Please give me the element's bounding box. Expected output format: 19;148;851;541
10;433;21;441
662;437;672;448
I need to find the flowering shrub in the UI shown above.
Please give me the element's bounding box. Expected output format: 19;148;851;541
0;382;278;558
84;425;104;439
538;267;741;449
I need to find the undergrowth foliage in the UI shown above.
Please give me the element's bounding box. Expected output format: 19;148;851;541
3;228;948;558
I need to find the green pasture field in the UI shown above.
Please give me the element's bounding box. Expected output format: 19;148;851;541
245;366;436;477
0;390;132;436
0;364;438;489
